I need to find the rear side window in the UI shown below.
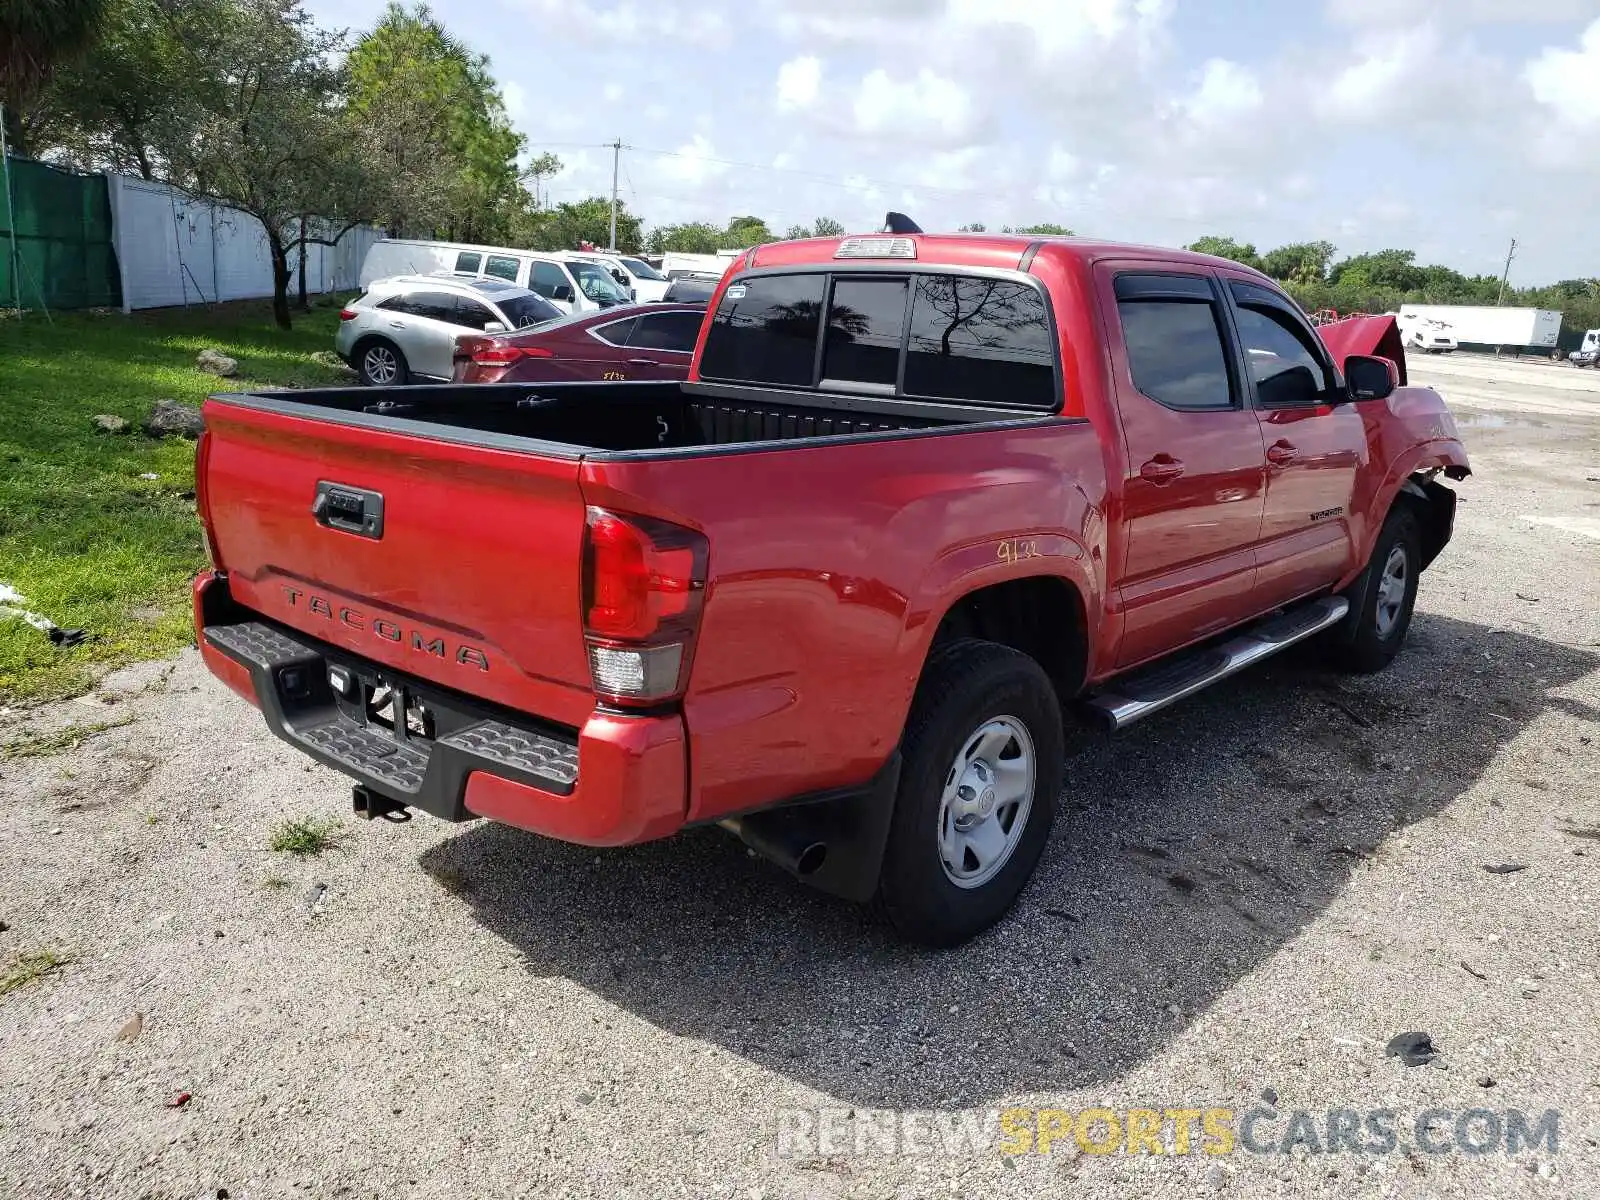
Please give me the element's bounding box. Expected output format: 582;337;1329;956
1115;277;1235;411
454;251;483;274
700;274;826;387
628;310;702;353
823;277;908;389
903;277;1053;406
484;255;521;282
592;317;637;347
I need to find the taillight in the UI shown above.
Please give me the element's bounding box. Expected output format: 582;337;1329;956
581;507;707;705
194;428;222;568
471;343;552;367
338;307;357;321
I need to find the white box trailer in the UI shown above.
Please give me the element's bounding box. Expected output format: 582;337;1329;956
1397;304;1563;353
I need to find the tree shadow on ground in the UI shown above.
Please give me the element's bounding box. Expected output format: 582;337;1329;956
418;613;1599;1108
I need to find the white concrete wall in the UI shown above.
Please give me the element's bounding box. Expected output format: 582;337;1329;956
106;174;382;311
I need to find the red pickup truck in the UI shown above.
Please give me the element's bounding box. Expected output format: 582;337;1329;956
193;224;1469;945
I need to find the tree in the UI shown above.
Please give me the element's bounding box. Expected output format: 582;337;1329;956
723;215;773;248
0;0;109;156
1260;240;1335;286
958;222;987;233
521;196;641;252
143;0;388;329
783;216;844;240
1328;248;1425;293
646;222;723;254
31;0;234;180
346;2;524;242
1186;236;1262;270
523;150;561;209
1007;223;1073;236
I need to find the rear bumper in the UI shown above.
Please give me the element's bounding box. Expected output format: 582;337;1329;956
193;571;687;847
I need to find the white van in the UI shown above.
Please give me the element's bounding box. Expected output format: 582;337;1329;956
358;238;631;314
564;251;670;303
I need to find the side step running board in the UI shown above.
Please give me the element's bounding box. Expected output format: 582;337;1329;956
1083;595;1349;732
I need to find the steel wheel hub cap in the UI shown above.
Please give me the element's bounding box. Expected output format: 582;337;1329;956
1375;545;1408;637
938;716;1035;889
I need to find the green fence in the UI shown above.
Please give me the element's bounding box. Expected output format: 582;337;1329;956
1;155;121;311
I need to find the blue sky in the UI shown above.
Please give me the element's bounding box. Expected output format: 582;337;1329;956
301;0;1600;284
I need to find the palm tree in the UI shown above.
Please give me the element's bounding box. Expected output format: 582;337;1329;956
1;0;109;156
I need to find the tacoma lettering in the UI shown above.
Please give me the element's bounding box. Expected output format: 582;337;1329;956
280;585;488;672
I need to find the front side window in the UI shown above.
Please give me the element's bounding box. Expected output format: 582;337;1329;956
903;276;1053;406
567;260;629;303
621;257;666;282
448;296;498;331
700;274;826;386
1233;305;1331;406
530;261;571;300
454;251;483;274
484;255;521;282
404;291;462;323
1118;299;1235;411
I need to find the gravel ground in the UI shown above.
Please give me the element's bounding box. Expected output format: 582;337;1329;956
1;358;1598;1199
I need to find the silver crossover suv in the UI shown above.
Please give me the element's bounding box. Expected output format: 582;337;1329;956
336;275;562;385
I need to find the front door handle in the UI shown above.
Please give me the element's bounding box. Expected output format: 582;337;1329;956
1267;440;1299;466
1140;455;1185;484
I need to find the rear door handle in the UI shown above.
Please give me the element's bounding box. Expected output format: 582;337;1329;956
627;357;657;366
388;321;407;329
1267;441;1299;466
1140;455;1185;484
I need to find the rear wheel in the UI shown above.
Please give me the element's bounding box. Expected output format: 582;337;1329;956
876;640;1063;947
1325;506;1422;674
356;339;408;387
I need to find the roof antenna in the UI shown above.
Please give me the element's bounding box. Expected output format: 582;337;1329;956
882;212;923;235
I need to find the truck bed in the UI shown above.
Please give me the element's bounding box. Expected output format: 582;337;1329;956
211;381;1052;458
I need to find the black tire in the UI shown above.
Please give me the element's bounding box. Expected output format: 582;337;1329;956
355;338;408;387
1324;506;1422;674
876;639;1063;947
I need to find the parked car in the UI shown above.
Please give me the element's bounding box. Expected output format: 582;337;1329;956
453;303;706;384
336;276;562;386
659;276;718;304
564;251;671;303
196;221;1469;946
360;238;632;314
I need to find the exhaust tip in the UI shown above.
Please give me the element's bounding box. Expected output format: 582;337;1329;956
795;842;828;877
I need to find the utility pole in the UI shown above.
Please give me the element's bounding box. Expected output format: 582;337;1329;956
608;138;621;251
1497;237;1517;306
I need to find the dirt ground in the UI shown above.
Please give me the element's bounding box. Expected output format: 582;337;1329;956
1;356;1597;1199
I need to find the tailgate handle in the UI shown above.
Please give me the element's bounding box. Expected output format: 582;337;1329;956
312;481;385;539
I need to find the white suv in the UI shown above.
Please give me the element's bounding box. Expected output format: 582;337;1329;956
336;275;562;385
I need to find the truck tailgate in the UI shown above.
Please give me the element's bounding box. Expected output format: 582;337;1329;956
201;397;595;728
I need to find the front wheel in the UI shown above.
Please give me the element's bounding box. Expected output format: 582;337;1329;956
1324;506;1422;674
876;640;1063;947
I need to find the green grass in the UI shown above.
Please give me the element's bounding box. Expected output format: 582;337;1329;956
0;715;136;761
0;296;355;704
0;949;71;998
268;815;343;857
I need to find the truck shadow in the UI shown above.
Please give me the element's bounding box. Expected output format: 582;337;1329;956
417;613;1598;1109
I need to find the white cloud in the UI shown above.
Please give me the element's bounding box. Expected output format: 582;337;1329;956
1326;0;1597;23
776;56;822;111
501;80;527;120
658;134;730;187
601;82;624;104
1526;18;1600;127
852;68;979;143
1181;59;1263;125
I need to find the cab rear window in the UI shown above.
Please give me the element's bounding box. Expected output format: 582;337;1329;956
699;270;1057;409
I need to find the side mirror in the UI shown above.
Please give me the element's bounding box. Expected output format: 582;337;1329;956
482;320;507;334
1345;354;1397;402
553;284;575;303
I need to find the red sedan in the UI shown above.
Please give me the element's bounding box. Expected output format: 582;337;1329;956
452;303;705;384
